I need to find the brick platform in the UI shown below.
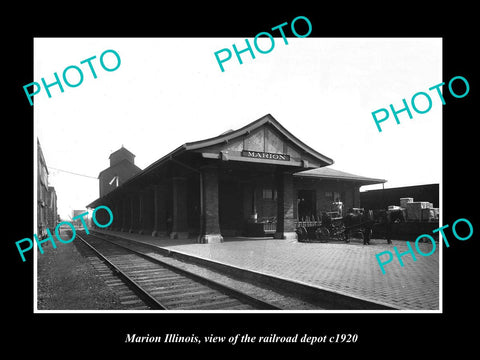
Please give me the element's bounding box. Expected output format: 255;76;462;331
94;230;440;310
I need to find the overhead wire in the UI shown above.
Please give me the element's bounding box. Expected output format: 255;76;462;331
48;166;97;179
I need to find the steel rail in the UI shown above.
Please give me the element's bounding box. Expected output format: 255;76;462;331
89;232;281;310
76;233;168;310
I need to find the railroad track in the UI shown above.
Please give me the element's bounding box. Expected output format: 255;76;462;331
76;232;279;310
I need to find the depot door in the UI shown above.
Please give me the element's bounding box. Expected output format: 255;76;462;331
219;178;243;236
297;189;316;221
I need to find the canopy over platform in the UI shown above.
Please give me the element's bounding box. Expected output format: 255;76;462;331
295;167;386;186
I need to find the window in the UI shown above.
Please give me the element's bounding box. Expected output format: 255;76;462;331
333;191;341;202
325;191;341;202
263;188;277;200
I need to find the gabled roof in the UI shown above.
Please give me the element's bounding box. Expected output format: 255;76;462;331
98;158;142;178
133;113;333;180
109;145;135;159
87;114;380;207
183;113;334;165
295;167;386;185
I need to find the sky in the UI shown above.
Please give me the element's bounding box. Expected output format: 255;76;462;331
34;37;442;219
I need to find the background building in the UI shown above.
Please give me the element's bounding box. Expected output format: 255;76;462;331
360;184;439;210
46;186;58;229
37;139;58;237
71;209;86;227
98;146;141;197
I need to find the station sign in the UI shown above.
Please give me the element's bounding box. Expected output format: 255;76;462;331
241;150;290;161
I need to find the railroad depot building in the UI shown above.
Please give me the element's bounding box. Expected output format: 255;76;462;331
87;114;385;242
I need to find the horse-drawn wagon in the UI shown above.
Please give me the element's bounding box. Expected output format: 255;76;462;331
296;206;393;245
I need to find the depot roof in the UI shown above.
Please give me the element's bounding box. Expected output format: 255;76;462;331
295;167;386;185
86;114;385;207
137;113;334;176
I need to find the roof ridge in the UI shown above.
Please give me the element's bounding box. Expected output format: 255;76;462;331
183;113;334;165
